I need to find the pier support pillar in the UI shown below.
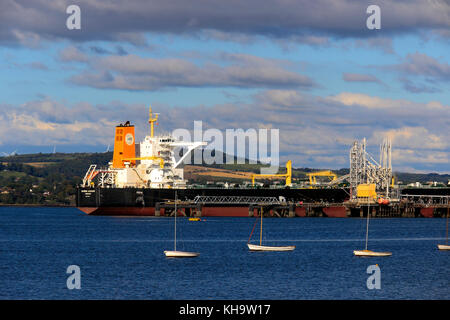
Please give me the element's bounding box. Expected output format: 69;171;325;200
155;202;160;217
401;206;408;217
345;207;351;217
193;204;202;217
288;204;295;218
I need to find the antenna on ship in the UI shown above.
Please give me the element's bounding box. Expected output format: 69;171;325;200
149;105;159;138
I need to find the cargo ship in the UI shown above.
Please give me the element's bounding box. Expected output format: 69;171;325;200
76;107;350;217
76;107;449;218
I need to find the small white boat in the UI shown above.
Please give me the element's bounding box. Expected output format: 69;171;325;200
164;191;199;258
354;196;392;257
247;208;295;252
353;249;392;257
248;243;295;252
438;207;449;251
437;244;450;251
164;250;200;258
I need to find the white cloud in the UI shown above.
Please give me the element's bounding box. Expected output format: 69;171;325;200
65;51;316;90
1;0;449;47
371;127;448;150
392;149;449;165
1;90;448;172
328;92;414;109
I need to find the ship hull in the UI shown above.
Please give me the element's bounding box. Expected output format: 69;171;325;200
76;187;450;217
420;207;434;218
78;206;158;216
76;186;349;217
322;206;347;218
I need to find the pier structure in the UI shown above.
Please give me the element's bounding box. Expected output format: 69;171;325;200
154;193;450;218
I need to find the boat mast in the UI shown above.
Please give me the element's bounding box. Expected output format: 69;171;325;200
365;196;370;250
446;206;449;245
260;207;263;246
174;191;177;251
364;170;371;251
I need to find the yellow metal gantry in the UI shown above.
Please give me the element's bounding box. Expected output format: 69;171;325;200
306;170;337;185
251;160;292;187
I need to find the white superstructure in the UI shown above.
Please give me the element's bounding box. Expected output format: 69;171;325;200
82;107;206;189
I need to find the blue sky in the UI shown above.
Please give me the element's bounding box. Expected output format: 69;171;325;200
0;0;449;173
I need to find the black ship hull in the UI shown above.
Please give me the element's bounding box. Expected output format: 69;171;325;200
76;187;450;217
76;187;350;217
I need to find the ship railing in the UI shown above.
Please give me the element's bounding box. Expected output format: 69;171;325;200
82;165;117;187
401;194;450;206
82;165;97;187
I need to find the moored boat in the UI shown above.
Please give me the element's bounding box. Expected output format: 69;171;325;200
437;207;449;250
353;250;392;257
354;190;392;257
164;250;200;258
247;208;295;252
248;243;295;251
164;191;199;258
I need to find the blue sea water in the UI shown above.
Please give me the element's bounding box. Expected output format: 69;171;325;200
0;207;448;300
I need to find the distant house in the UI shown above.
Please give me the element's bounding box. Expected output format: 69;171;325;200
407;182;422;187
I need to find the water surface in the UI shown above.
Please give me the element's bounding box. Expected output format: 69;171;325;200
0;207;448;299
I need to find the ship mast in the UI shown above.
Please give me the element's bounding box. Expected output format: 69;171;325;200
149;106;159;138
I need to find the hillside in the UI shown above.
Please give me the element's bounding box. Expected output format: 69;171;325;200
0;151;448;205
0;152;112;205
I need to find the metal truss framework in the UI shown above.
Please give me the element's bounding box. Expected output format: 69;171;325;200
349;138;392;199
192;195;282;205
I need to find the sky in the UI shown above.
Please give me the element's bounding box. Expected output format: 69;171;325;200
0;0;449;173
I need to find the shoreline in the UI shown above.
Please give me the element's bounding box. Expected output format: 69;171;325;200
0;203;74;207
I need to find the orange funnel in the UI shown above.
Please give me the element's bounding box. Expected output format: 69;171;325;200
112;122;136;168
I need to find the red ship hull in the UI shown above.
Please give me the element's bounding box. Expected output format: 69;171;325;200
78;206;159;216
78;205;350;217
322;206;347;217
78;206;251;217
420;208;434;218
